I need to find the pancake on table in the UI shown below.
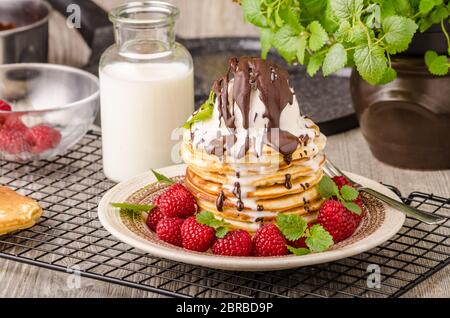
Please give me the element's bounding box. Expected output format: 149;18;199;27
181;57;326;232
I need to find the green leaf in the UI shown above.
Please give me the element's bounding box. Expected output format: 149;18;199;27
318;175;339;199
296;35;308;64
365;4;381;28
276;214;307;241
430;6;450;24
419;0;437;15
183;91;215;129
378;67;397;84
278;7;301;32
308;21;328;51
354;44;388;85
306;54;325;76
273;25;301;63
382;16;418;54
425;50;439;66
242;0;267;28
426;53;449;75
111;203;154;212
287;246;310;256
322;43;347;76
335;20;352;42
342;201;362;215
151;169;175;184
260;28;272;59
330;0;364;20
215;226;229;238
340;185;359;201
305;224;334;253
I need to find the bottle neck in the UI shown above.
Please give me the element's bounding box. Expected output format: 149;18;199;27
114;23;176;58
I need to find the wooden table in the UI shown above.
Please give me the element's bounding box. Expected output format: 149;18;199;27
1;0;449;298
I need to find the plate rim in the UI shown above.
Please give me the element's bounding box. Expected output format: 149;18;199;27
98;164;405;271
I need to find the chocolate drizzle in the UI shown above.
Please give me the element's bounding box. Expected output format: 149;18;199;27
216;191;225;212
210;56;300;159
257;204;264;211
232;182;244;211
284;174;292;189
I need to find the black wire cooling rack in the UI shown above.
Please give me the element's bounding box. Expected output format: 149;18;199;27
0;131;449;298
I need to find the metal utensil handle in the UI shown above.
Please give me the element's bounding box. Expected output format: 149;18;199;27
361;187;447;225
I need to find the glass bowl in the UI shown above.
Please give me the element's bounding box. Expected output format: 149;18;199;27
0;63;99;161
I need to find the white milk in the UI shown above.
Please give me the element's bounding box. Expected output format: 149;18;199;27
100;62;194;182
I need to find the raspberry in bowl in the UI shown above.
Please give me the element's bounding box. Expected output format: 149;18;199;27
0;64;99;161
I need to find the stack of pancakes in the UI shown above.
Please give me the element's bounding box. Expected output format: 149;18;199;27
181;57;326;232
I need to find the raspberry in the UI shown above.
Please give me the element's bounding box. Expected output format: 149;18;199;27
0;100;12;111
2;116;28;133
156;217;184;247
317;200;362;243
25;125;61;153
146;206;165;232
155;183;196;218
212;230;253;256
180;216;215;252
332;176;352;189
253;223;288;256
0;129;30;154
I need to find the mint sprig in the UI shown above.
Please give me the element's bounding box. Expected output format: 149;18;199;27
196;211;229;238
240;0;450;84
318;175;362;215
111;203;155;219
276;214;334;254
151;169;174;185
183;90;215;129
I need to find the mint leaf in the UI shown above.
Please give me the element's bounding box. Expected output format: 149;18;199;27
260;28;272;59
335;20;352;42
382;16;418;54
196;211;230;237
242;0;267;28
419;0;437;15
354;44;388;85
278;7;301;32
287;246;310;256
307;54;325;76
318;175;339;199
340;185;359;201
365;4;381;28
305;224;334;253
425;50;449;75
273;25;301;63
330;0;364;20
308;21;328;51
276;214;307;241
183;91;215;129
151;169;175;184
322;43;347;76
111;203;154;212
342;201;362;215
296;34;308;64
215;226;229;238
378;67;397;84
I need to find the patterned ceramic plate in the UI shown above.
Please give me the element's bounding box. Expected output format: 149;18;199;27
98;164;405;271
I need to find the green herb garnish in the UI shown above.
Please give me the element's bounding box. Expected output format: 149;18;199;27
318;175;362;215
151;169;175;185
196;211;230;238
183;90;215;129
111;203;155;219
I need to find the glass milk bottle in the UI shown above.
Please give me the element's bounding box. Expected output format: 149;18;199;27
99;1;194;182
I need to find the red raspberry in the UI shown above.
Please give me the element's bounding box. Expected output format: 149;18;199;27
25;125;61;153
156;217;184;247
0;129;30;154
212;230;253;256
253;223;288;256
146;206;165;232
0;100;12;111
332;176;352;189
155;183;196;218
180;216;215;252
2;116;28;132
317;200;362;243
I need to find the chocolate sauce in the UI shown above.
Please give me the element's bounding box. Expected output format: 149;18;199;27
232;182;244;211
216;191;225;212
257;204;264;211
212;57;300;159
284;174;292;189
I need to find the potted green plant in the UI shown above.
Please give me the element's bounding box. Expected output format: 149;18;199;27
236;0;450;169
